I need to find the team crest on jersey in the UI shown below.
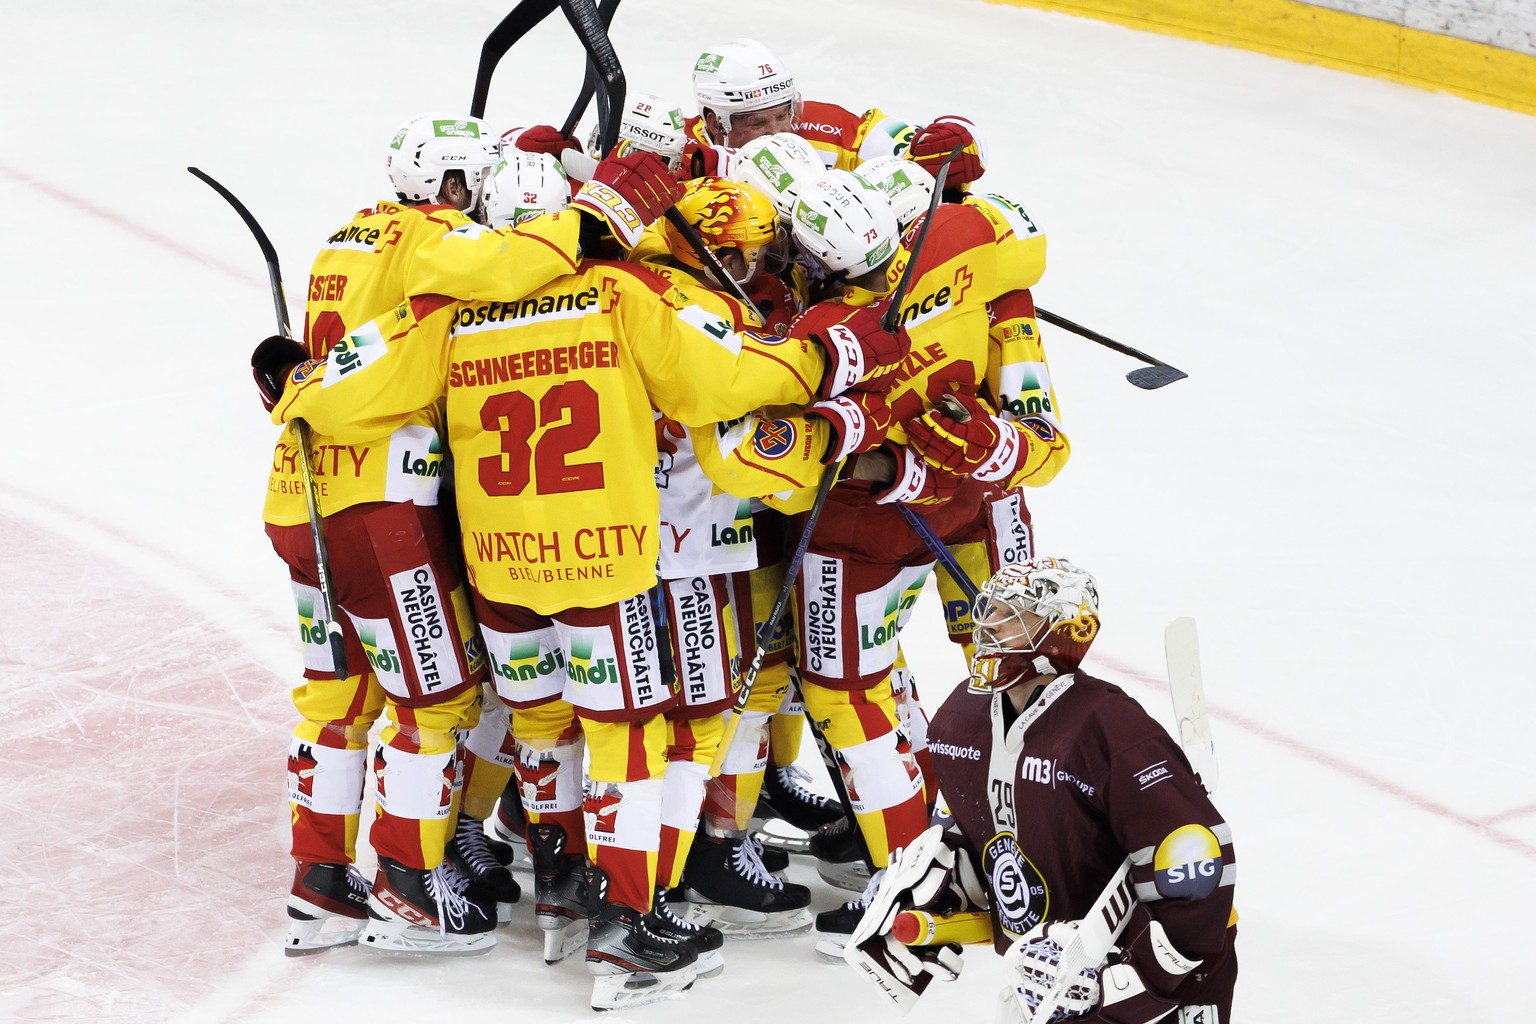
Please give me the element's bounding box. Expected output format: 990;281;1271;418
1154;824;1223;899
1020;415;1057;442
982;832;1048;937
290;359;322;385
752;419;796;459
742;329;785;347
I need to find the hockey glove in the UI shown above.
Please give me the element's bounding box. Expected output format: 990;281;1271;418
807;391;893;464
570;150;683;249
909;115;987;187
508;123;584;160
251;335;309;412
1005;921;1102;1023
872;444;965;506
808;304;911;398
904;391;1003;474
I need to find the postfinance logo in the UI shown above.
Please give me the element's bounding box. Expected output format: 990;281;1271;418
493;639;565;683
1153;824;1223;899
567;638;621;686
861;576;924;650
358;625;401;676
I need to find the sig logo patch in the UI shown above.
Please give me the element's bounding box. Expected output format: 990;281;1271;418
752;419;795;460
1154;824;1223;899
982;832;1048;938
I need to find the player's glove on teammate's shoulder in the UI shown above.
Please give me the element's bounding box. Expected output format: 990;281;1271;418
909;114;986;187
571;150;683;249
251;335;310;412
796;302;911;399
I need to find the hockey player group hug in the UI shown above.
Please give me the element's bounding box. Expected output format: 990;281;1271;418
250;36;1239;1021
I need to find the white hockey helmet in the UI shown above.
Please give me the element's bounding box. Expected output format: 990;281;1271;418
968;557;1101;693
593;92;688;172
854;156;935;230
731;132;826;224
692;39;799;141
790;170;900;278
386;113;498;205
481;151;570;228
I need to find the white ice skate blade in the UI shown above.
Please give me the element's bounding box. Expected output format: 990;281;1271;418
589;963;697;1011
816;858;872;893
360;919;496;956
749;816;813;855
284;914;366;956
681;901;813;938
541;918;589;964
695;949;726;979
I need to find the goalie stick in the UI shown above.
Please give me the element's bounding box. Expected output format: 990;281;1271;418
1027;618;1219;1022
188;166;349;678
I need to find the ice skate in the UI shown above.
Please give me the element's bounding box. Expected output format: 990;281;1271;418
529;822;589;963
445;812;521;924
751;765;849;856
810;816;873;893
812;871;881;961
285;861;370;956
361;857;497;956
490;777;533;872
586;867;697;1011
647;885;725;979
680;833;812;937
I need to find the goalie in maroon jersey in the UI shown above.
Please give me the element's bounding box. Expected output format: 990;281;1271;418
845;558;1237;1023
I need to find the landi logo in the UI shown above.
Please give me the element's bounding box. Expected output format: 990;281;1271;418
295;594;328;646
712;500;754;547
493;639;565;682
860;576;923;649
358;625;401;676
432;120;481;138
567;638;621;686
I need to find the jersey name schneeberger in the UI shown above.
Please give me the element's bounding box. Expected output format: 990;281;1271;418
450;340;620;387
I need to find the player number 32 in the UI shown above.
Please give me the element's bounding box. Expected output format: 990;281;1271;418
478;381;603;496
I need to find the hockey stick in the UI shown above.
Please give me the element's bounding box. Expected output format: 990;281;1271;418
188;166;349;679
1034;307;1187;390
1025;854;1137;1024
883;146;962;332
1164;616;1218;794
558;0;622;137
470;0;560;119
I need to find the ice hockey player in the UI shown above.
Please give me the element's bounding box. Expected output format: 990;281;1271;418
845;558;1238;1023
254;152;911;1007
264;112;605;957
633;177;817;938
686;38;914;171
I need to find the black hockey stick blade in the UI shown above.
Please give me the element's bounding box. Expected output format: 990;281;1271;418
471;0;560;118
188;166;291;337
560;0;625;155
1125;363;1188;389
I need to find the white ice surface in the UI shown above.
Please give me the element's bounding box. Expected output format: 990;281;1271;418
2;0;1534;1021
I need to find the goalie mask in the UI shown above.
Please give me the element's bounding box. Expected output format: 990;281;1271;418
968;557;1100;693
480;151;570;228
661;176;779;288
387;113;498;207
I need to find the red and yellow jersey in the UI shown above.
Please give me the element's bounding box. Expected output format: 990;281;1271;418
271;260;828;613
262;205;584;526
682;99;913;173
984;288;1070;489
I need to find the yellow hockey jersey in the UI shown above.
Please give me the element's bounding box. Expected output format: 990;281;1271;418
262;204;583;526
271;260;829;613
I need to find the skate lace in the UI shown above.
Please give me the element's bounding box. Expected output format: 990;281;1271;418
844;867;885;913
657;893;702;934
732;835;784;890
344;865;371;897
426;862;478;936
778;764;836;809
454;816;502;876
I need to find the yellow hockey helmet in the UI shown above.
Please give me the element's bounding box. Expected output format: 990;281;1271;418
661;176;779;286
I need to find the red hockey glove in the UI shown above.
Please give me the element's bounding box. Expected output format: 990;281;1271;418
909;115;986;187
872;444;965;506
509;123;584;160
904;391;1000;473
251;335;310;412
809;303;911;398
570;150;684;248
807;391;893;464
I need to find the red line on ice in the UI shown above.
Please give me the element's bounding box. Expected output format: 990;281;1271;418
1099;654;1536;862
